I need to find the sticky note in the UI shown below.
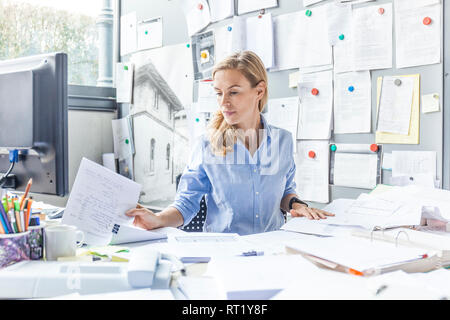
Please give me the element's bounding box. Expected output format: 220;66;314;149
422;93;440;113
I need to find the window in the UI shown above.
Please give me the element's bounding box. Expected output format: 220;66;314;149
150;138;155;173
0;0;114;87
166;143;170;170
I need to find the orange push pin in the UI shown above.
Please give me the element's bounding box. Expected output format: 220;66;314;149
378;7;385;15
311;88;319;96
423;17;432;25
308;151;316;159
201;52;208;59
370;144;378;152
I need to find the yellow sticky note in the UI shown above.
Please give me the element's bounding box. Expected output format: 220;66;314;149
375;74;420;145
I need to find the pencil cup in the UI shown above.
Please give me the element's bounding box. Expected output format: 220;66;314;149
0;232;31;269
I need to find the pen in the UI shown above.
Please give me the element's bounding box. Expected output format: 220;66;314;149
0;196;12;234
14;200;22;233
240;250;264;257
26;199;33;229
7;198;17;233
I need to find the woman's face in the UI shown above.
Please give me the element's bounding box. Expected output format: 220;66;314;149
213;69;264;128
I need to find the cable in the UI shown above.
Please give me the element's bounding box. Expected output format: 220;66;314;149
0;150;19;188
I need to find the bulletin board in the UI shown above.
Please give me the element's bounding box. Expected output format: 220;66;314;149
119;0;448;208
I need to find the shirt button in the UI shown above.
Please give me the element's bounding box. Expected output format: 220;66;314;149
256;191;259;195
255;214;259;218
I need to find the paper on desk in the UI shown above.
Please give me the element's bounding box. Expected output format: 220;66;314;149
120;11;137;56
295;140;329;203
297;70;333;139
111;116;134;160
62;158;142;246
333;153;378;189
115;62;134;103
179;0;211;37
352;3;393;71
376;76;414;135
237;0;278;15
395;1;441;69
325;2;352;46
298;5;333;68
375;74;420;144
422;93;440;113
281;217;363;237
208;0;234;22
392;151;437;179
137;17;162;51
271;11;302;71
333;71;371;134
266;97;299;152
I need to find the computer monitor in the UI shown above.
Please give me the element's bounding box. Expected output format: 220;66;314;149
0;52;69;196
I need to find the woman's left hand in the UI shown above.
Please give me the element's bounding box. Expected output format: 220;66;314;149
290;203;334;220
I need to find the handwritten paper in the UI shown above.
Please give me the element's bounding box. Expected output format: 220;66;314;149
62;158;142;246
271;11;302;71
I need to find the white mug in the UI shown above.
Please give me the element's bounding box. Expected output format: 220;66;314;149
44;224;84;261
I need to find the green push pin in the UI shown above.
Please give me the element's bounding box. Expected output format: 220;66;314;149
186;43;190;48
305;10;312;17
124;65;128;71
145;30;148;35
125;139;129;144
330;144;337;152
195;118;200;122
339;34;345;41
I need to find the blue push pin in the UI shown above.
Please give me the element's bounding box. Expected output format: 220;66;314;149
227;26;232;32
348;85;355;92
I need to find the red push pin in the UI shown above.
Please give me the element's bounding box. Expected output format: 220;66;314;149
378;7;385;15
258;15;262;19
198;3;203;10
370;144;378;152
423;17;432;25
311;88;319;96
308;151;316;159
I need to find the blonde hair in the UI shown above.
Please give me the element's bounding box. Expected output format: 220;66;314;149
208;51;268;156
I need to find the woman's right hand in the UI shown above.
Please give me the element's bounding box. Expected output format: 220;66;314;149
125;204;162;230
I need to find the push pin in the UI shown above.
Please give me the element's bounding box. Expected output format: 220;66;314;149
348;86;355;92
423;17;432;25
305;9;312;17
370;144;378;152
308;151;316;159
330;144;337;152
339;34;345;41
311;88;319;96
198;3;203;10
378;7;385;15
227;26;232;32
394;79;402;86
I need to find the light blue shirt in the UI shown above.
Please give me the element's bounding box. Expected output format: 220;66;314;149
171;114;296;235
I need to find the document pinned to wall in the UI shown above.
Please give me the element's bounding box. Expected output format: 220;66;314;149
214;23;233;64
209;0;234;22
115;62;134;104
392;151;437;179
333;27;354;74
331;144;380;189
120;11;137;56
304;0;326;6
179;0;211;37
237;0;278;15
111;116;134;161
395;0;441;69
271;11;302;71
186;106;208;148
325;2;352;46
295;140;330;203
62;157;142;246
422;93;440;113
195;79;218;113
137;17;163;51
266;97;299;152
352;3;393;71
333;71;371;134
297;70;333;140
298;5;333;68
376;74;420;144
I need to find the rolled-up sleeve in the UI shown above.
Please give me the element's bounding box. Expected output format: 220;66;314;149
170;139;211;226
283;135;297;198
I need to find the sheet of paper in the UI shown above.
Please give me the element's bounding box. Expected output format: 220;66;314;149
271;11;302;71
214;23;233;63
297;70;333;139
395;2;441;68
245;13;274;69
185;106;208;148
120;11;137;56
392;151;437;179
295;140;329;203
62;158;142;246
266;97;299;152
326;2;352;46
422;93;440;113
333;27;354;73
208;0;234;22
375;74;420;144
137;17;163;51
376;76;414;135
111;117;134;160
237;0;278;15
281;217;361;237
395;0;440;11
195;79;218;113
382;152;392;170
231;16;246;53
179;0;211;37
298;5;333;68
388;174;435;189
334;71;371;134
333;153;378;189
115;62;134;103
352;3;393;71
304;0;326;6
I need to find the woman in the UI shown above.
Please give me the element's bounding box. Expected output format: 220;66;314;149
126;51;334;235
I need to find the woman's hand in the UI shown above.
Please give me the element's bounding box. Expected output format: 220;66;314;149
125;204;162;230
290;203;334;220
